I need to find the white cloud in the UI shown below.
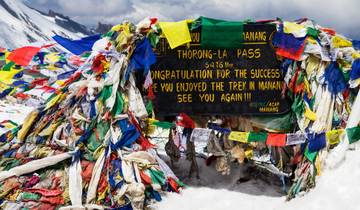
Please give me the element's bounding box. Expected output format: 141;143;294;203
26;0;360;38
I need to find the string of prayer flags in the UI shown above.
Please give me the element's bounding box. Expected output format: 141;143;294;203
224;128;356;148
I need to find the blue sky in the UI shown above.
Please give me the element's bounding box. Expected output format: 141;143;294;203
26;0;360;39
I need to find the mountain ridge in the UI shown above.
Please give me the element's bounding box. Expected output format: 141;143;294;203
0;0;91;49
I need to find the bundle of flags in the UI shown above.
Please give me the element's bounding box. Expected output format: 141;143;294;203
228;127;360;147
0;37;96;102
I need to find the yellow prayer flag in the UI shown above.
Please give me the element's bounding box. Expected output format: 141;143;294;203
159;20;191;49
45;53;60;63
352;52;360;59
112;23;132;50
304;78;311;96
38;122;60;137
17;110;39;141
3;122;16;129
245;149;253;159
304;107;317;121
315;156;322;176
351;78;360;87
47;64;59;71
332;36;352;48
0;82;9;92
0;68;23;84
284;21;306;37
306;55;320;76
45;93;63;110
284;22;304;33
307;37;318;44
146;118;158;135
326;129;344;145
55;80;65;86
229;131;249;143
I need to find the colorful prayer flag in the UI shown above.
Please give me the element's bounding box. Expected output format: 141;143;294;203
266;133;286;147
229;131;249;143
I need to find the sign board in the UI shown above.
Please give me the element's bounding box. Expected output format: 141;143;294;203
151;24;291;115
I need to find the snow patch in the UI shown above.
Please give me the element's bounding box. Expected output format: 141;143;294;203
156;150;360;210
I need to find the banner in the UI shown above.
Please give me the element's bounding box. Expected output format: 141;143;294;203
151;24;291;115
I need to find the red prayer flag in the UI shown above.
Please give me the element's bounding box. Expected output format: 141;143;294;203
15;92;29;100
7;46;42;66
276;41;306;61
150;17;158;25
168;177;180;193
147;85;155;100
31;78;48;86
140;171;152;185
40;196;64;205
266;133;287;147
39;85;56;93
321;28;336;36
176;113;195;129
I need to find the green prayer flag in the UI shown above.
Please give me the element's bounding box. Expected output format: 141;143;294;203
149;169;166;186
148;32;160;48
19;192;41;201
248;132;268;142
347;126;360;144
251;112;295;132
153;121;174;129
111;92;124;116
88;121;109;152
3;159;21;170
200;17;244;49
104;31;115;38
45;93;57;104
2;61;15;71
307;27;320;38
341;69;350;82
175;179;186;187
81;52;91;58
190;17;201;31
296;71;304;85
292;95;305;119
146;101;153;116
99;86;112;102
304;146;317;163
310;96;315;110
